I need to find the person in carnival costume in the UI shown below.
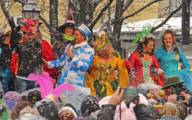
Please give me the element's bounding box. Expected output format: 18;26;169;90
46;24;95;86
126;36;164;87
85;31;129;97
155;29;192;91
53;8;76;59
12;18;56;92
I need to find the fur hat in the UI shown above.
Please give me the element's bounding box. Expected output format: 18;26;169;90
3;91;21;111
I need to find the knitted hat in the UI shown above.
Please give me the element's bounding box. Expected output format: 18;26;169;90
80;95;100;116
34;100;60;120
3;91;21;111
58;103;78;117
27;90;41;105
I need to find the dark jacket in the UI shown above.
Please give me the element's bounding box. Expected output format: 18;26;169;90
97;105;116;120
0;44;12;68
17;39;42;76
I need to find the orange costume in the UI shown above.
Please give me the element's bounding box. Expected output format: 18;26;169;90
85;31;128;97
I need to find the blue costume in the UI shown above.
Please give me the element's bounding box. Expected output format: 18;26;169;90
48;41;95;86
155;47;192;91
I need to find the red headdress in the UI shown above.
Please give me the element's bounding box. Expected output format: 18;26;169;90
20;18;39;33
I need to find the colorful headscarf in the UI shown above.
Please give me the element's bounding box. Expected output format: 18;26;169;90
94;31;112;51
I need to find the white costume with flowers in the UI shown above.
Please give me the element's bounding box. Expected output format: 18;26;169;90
48;41;94;86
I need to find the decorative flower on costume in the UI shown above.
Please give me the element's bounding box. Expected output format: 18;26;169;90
19;18;40;44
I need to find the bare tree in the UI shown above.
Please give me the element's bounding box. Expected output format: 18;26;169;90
49;0;58;44
111;0;164;54
1;0;186;54
0;0;15;29
182;0;192;44
151;4;182;33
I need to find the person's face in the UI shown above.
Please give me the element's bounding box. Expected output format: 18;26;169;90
164;87;173;96
143;40;154;53
74;30;84;44
163;33;174;48
22;32;34;40
64;27;74;35
3;35;10;45
59;110;75;120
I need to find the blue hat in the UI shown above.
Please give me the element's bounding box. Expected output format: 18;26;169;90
77;24;91;37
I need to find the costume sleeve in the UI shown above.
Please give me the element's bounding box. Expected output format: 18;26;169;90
10;51;18;75
47;53;69;68
118;58;129;88
129;52;136;68
178;48;190;71
124;59;132;72
97;105;116;120
41;40;54;61
71;48;95;72
155;48;162;62
152;55;161;69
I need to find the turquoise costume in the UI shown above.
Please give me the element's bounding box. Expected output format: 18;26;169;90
155;47;192;91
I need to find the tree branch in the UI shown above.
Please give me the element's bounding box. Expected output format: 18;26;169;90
39;15;50;29
89;0;114;30
123;0;163;20
15;0;28;5
150;4;182;33
68;0;80;11
123;0;134;12
0;1;15;29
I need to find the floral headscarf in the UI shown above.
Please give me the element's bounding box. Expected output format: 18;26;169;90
20;18;39;34
94;31;112;51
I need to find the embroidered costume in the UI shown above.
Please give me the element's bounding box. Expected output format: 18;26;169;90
127;51;164;87
155;47;192;91
85;31;128;97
